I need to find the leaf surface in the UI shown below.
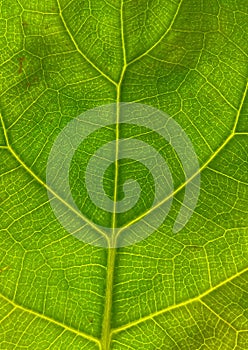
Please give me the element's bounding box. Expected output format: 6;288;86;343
0;0;248;349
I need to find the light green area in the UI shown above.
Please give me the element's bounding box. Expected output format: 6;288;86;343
0;124;6;146
237;93;248;132
0;0;248;349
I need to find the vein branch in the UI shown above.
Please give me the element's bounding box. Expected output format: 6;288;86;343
200;300;237;331
111;265;248;335
7;145;109;242
101;3;127;349
101;248;116;350
0;114;10;147
233;81;248;133
118;133;234;235
0;293;101;346
56;0;117;87
127;0;184;66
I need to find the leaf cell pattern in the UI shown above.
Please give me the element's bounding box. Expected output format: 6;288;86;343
0;0;248;349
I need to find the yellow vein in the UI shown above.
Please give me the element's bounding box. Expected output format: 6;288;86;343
112;0;127;233
184;104;214;152
101;3;128;349
185;304;205;339
221;32;248;59
111;265;248;335
101;248;116;350
13;253;25;300
0;293;101;346
117;132;234;236
153;318;180;349
47;329;66;350
172;196;225;233
112;85;121;233
56;0;117;87
208;167;248;186
200;300;237;331
127;0;184;66
195;69;237;111
0;307;16;324
7;144;109;242
233;81;248;133
120;0;127;68
0;114;10;147
203;246;212;288
9;90;47;129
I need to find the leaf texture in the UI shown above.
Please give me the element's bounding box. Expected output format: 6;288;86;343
0;0;248;349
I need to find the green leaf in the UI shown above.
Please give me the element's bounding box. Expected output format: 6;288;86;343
0;0;248;349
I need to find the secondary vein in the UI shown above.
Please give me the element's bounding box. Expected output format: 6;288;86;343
111;265;248;335
56;0;117;87
0;293;101;345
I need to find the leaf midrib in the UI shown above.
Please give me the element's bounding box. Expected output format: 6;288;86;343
1;0;248;348
56;0;184;85
1;265;247;347
0;76;246;346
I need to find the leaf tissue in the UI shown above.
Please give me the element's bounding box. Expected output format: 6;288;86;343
0;0;248;349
